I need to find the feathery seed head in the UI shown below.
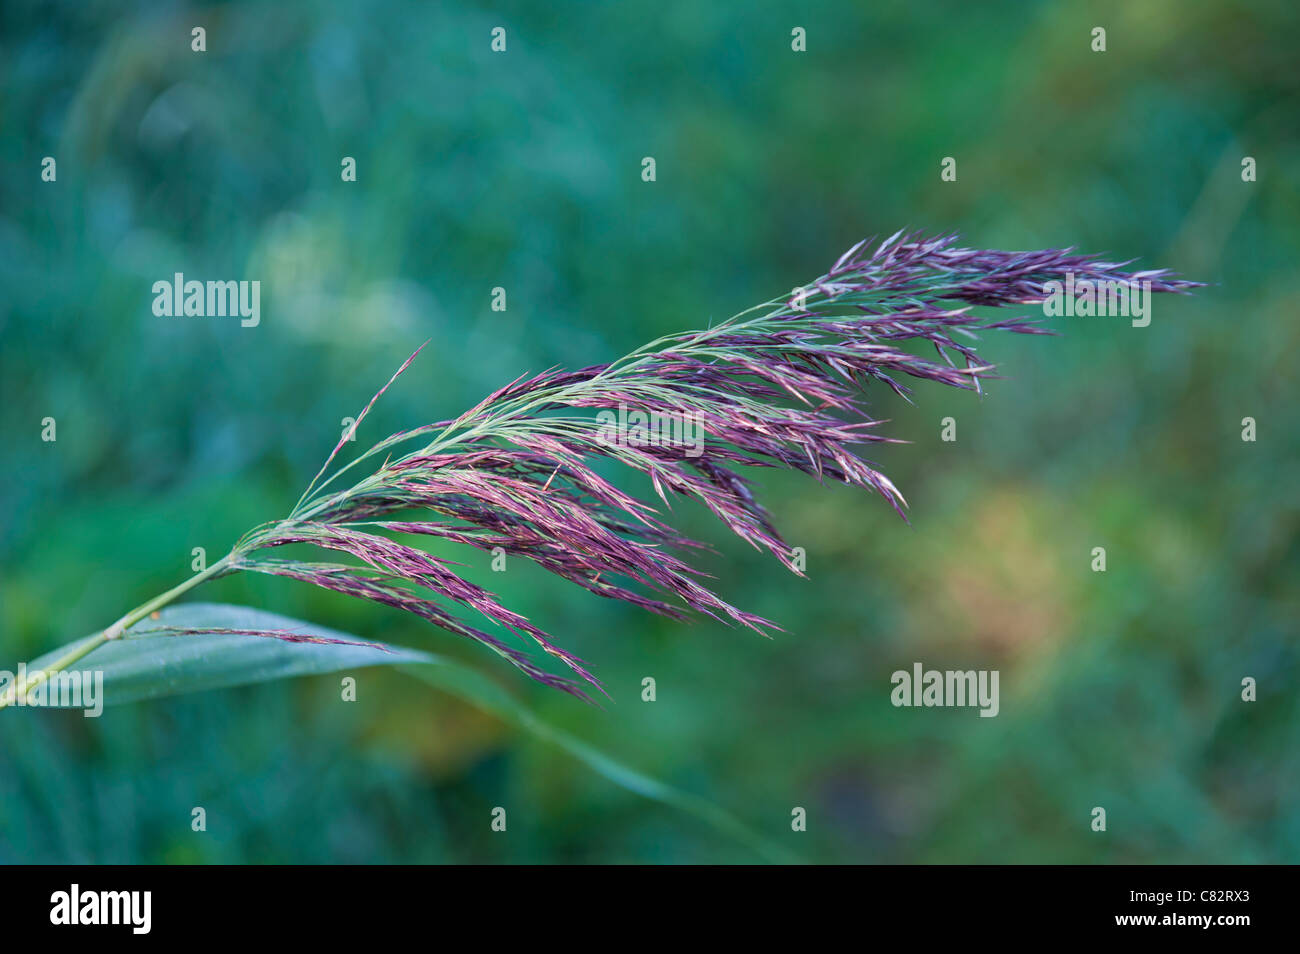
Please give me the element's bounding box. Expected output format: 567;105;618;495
231;232;1198;701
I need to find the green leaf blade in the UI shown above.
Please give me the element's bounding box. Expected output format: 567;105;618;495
23;602;796;862
31;602;436;706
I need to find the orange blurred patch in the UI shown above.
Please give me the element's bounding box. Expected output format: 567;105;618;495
912;488;1075;659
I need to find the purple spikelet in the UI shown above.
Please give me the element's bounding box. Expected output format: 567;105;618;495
230;232;1198;701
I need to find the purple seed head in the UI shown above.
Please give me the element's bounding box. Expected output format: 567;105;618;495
236;232;1198;701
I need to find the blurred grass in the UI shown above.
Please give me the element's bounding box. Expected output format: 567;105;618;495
1;0;1297;862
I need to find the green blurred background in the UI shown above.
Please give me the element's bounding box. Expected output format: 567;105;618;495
2;0;1297;863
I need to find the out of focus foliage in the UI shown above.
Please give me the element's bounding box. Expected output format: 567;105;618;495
1;0;1296;863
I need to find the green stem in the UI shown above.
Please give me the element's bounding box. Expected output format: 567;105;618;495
0;554;235;710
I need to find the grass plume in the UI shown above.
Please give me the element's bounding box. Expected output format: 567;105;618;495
226;231;1198;701
0;232;1199;709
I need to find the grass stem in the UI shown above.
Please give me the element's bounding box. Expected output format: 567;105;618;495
0;554;234;710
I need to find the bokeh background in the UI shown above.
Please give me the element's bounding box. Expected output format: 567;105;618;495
2;0;1296;863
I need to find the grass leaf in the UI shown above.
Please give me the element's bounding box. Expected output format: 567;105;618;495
33;602;794;861
28;603;434;704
